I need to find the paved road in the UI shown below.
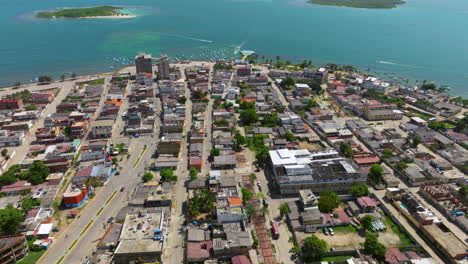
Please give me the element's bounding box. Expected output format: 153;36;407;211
39;77;159;264
162;65;194;264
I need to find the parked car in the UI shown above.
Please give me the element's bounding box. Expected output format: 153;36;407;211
323;226;329;235
52;227;60;232
107;217;114;223
120;186;125;192
263;199;269;207
328;228;334;236
257;183;262;191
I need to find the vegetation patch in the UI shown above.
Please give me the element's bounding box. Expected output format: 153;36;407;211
308;0;405;9
37;6;127;18
17;250;45;264
382;215;414;247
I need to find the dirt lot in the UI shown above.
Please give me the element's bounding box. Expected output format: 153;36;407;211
295;225;403;250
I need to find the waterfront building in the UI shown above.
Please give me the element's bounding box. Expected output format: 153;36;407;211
135;53;153;74
157;55;170;80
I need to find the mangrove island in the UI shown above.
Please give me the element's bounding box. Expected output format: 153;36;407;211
36;6;133;19
308;0;405;9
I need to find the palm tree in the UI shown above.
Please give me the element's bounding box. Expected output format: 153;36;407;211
276;56;280;61
61;74;65;82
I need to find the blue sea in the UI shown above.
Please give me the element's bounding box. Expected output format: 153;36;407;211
0;0;467;96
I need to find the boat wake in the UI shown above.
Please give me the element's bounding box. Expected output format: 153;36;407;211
156;32;213;43
234;41;246;55
376;60;398;65
376;60;422;69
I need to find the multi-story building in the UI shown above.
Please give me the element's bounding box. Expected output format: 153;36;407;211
89;120;114;139
0;235;28;263
157;55;170;80
135;53;153;74
0;99;23;111
0;130;24;147
267;149;365;195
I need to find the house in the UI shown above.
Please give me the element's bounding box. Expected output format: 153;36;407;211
157;133;182;156
30;92;54;104
113;211;164;264
212;155;237;169
0;235;28;263
0;99;23;110
268;149;364;195
63;183;89;208
0;130;24;147
89;120;114;139
187;241;213;263
356;197;377;212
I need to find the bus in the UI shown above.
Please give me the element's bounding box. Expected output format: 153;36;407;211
271;221;279;240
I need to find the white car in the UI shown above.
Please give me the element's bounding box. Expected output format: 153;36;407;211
328;228;334;236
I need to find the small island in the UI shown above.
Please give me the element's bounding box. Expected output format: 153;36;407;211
308;0;405;9
36;6;134;19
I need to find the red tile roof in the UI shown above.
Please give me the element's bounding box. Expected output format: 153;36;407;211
187;241;212;260
357;197;377;208
354;156;380;165
385;248;409;264
232;255;251;264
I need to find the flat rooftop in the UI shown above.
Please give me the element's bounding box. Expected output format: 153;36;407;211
115;211;165;255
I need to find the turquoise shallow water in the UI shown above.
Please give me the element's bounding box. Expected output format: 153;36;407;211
0;0;467;95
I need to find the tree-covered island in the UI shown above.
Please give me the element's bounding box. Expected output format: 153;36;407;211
308;0;405;9
36;6;131;19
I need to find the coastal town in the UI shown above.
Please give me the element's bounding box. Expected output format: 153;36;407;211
0;52;466;264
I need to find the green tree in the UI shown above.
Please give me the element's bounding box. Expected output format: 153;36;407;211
350;183;369;197
160;168;177;182
410;135;422;148
19;197;41;213
262;113;280;127
239;101;255;110
360;215;376;231
188;190;215;217
364;232;387;259
281;77;295;88
20;161;49;185
301;235;328;262
177;96;187;104
340;142;354;158
63;125;72;137
368;164;384;185
345;87;356;94
189;167;198;181
255;146;269;166
0;204;23;235
111;157;119;167
241;187;253;203
279;203;290;216
1;149;7;157
71;72;77;79
142;172;154;183
421;83;436;90
240;109;259;125
459;185;468;197
382;148;393;159
249;173;257;181
38;76;52;83
428;121;445;131
25;104;37;111
285;130;297;142
318;190;340;213
210;148;220;157
395;161;408;171
60;74;66;82
13;82;21;88
454;116;468;133
244;204;255;219
192;91;206;100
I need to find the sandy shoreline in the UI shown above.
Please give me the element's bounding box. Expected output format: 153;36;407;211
77;14;136;19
